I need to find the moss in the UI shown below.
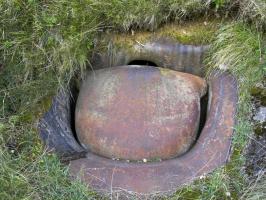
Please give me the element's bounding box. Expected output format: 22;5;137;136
106;17;229;52
157;18;229;45
251;85;266;106
18;95;53;124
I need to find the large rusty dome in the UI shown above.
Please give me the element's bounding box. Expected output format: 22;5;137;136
75;65;207;160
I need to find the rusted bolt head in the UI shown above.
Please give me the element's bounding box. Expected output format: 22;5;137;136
75;66;207;160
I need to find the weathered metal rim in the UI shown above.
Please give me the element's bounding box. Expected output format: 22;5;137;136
68;71;238;197
92;38;209;77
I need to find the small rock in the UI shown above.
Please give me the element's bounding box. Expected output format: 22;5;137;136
253;107;266;122
226;192;231;197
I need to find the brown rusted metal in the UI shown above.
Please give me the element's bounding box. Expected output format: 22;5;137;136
70;71;238;197
75;66;207;160
92;38;209;77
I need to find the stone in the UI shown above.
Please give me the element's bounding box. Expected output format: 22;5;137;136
75;65;207;160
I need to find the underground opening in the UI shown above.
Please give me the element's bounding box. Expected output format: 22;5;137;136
128;60;157;67
198;91;208;139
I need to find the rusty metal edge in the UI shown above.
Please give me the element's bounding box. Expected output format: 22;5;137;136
38;88;86;159
92;38;209;77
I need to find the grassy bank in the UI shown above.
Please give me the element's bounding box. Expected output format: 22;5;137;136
166;21;266;200
0;0;265;199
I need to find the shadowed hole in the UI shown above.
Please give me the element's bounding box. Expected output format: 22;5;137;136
128;60;157;67
198;91;208;138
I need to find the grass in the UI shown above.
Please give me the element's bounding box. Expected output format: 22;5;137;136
207;22;265;148
241;175;266;200
0;0;265;199
0;117;100;200
201;21;265;200
108;17;227;50
237;0;266;30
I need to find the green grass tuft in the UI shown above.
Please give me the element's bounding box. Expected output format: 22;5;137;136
237;0;266;30
207;22;265;148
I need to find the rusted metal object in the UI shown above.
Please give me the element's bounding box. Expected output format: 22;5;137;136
37;36;238;198
92;38;209;76
69;71;238;197
38;40;209;158
75;66;207;160
38;88;86;158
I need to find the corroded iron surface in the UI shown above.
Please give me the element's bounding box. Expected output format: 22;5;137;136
92;38;208;76
75;66;207;160
70;72;238;197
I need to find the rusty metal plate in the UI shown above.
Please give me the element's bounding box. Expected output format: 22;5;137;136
75;66;207;160
70;71;238;197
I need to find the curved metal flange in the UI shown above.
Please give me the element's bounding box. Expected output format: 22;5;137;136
69;71;238;197
38;88;86;158
92;38;209;77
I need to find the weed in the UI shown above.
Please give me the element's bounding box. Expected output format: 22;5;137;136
237;0;266;30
